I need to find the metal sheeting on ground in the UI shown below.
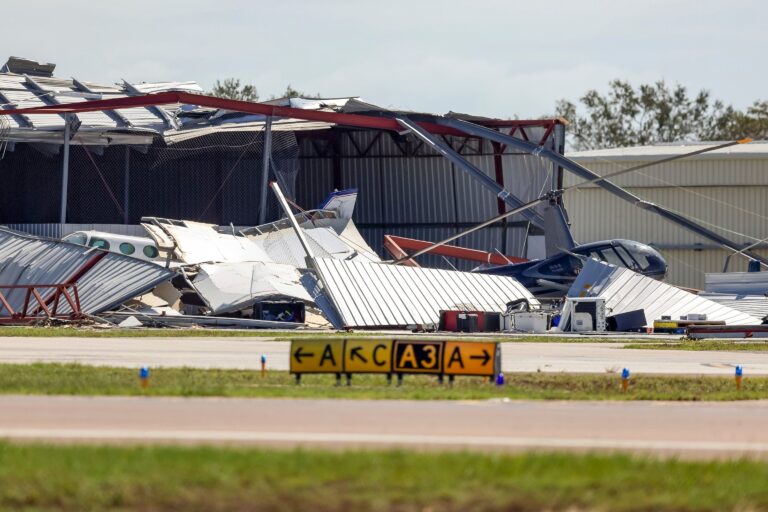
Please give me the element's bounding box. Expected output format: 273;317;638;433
699;293;768;321
561;259;760;327
312;258;539;329
192;262;312;315
705;272;768;295
0;228;175;315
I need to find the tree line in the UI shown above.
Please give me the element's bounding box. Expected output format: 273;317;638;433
555;80;768;150
209;78;320;102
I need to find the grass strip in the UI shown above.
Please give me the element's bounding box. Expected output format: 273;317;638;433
0;325;656;343
0;442;767;511
0;364;765;400
626;340;768;351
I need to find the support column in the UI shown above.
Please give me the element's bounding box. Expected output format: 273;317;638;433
59;113;71;224
123;146;131;224
258;116;273;225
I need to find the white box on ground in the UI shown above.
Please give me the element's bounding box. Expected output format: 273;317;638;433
509;312;550;333
565;297;607;332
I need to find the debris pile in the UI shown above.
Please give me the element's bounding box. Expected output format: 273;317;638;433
1;187;764;334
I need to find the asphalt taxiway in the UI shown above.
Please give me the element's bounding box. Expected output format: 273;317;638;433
2;395;768;458
0;336;766;374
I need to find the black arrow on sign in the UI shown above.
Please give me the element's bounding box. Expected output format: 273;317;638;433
294;346;314;364
470;349;491;366
350;346;368;363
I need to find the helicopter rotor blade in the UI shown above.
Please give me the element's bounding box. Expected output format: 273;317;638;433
563;138;752;194
435;116;768;267
392;139;752;266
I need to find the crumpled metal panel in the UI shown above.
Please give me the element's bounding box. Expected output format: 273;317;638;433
562;259;760;327
312;258;539;329
248;225;380;269
193;262;313;315
141;219;272;264
0;228;175;315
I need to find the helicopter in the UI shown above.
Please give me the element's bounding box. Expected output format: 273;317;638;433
475;238;667;297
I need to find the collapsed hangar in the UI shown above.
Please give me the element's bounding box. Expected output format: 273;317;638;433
0;57;565;269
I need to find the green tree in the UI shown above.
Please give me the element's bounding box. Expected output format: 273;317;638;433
556;80;742;150
272;84;322;100
209;78;258;102
708;100;768;141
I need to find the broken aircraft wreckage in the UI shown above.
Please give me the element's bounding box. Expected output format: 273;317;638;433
0;184;761;333
0;91;764;333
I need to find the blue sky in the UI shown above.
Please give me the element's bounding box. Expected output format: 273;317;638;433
3;0;766;119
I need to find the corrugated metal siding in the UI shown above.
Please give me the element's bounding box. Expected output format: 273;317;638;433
564;157;768;188
0;228;174;315
457;155;500;222
705;272;768;294
71;253;176;314
341;157;383;223
314;257;540;328
7;224;148;239
699;294;768;320
293;128;558;267
380;157;455;224
562;259;760;327
661;249;768;290
0;72;197;134
295;158;334;209
565;186;768;245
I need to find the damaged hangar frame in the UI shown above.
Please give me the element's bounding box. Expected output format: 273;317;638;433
0;58;565;269
0;61;565;328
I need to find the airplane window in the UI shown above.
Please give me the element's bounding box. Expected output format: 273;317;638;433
88;238;110;251
143;246;159;258
119;243;136;255
64;233;87;245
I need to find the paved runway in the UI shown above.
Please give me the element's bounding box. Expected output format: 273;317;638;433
2;395;768;458
1;336;767;374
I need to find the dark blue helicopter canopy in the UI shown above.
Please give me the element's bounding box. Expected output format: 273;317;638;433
568;239;667;278
612;239;667;277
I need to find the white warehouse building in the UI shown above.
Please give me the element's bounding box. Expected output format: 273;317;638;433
565;142;768;289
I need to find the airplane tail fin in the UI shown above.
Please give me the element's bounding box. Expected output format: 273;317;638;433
543;201;576;257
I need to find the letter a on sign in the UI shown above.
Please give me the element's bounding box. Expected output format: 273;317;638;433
442;341;497;377
399;344;417;368
290;339;344;374
446;345;464;369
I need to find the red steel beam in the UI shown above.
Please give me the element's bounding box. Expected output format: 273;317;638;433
384;235;527;265
0;91;562;137
0;284;83;323
383;235;421;268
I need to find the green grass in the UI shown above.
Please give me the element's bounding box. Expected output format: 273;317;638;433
626;340;768;351
0;326;297;338
0;443;767;511
0;364;764;400
0;325;658;343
